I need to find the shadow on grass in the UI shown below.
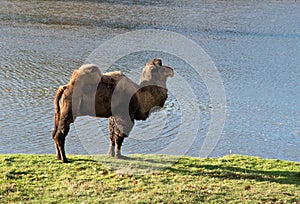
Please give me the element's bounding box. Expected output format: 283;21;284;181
93;154;179;175
65;154;300;186
67;157;98;163
167;158;300;186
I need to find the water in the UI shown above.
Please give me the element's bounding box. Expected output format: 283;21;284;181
0;0;299;161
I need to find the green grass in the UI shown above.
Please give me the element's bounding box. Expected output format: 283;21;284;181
0;154;299;203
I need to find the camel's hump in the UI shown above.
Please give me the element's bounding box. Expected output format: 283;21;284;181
78;64;102;75
103;71;124;81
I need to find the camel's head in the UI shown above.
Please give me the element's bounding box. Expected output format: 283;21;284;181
140;58;174;85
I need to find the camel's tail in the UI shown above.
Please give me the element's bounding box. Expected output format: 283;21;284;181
52;85;67;138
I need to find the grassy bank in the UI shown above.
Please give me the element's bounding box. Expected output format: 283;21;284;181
0;154;299;203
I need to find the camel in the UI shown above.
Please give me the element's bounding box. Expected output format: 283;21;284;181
52;58;174;162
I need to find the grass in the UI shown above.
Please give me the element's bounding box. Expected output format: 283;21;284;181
0;154;300;203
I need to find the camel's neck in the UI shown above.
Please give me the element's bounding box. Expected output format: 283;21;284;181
133;81;168;121
139;79;167;89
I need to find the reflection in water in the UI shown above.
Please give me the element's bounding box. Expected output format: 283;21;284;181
0;0;299;161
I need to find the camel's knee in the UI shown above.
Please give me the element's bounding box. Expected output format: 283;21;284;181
53;124;69;144
53;132;64;146
52;127;57;140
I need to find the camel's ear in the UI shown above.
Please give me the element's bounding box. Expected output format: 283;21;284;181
152;58;162;66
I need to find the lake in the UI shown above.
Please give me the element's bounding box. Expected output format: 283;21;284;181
0;0;299;161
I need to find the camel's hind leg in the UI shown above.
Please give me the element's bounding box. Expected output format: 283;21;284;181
54;132;68;163
55;143;61;160
52;126;61;160
52;111;72;163
53;127;70;163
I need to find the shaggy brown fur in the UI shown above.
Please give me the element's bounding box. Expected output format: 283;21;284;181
52;59;174;162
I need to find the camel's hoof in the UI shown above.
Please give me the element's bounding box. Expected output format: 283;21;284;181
115;154;127;160
61;158;69;163
108;149;115;157
108;153;115;158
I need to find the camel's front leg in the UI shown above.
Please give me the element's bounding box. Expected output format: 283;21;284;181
108;116;134;159
108;141;115;157
108;117;115;157
115;135;125;159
